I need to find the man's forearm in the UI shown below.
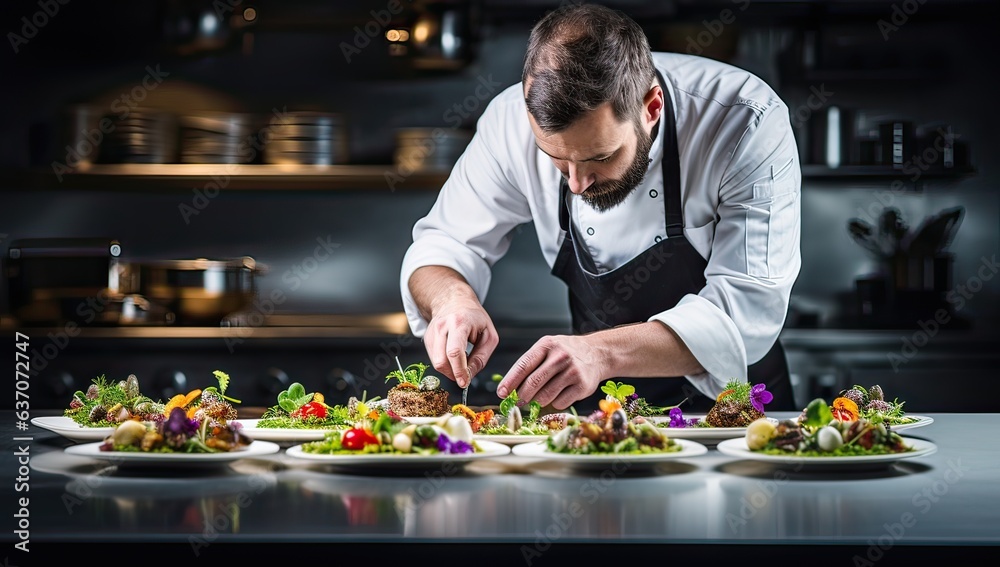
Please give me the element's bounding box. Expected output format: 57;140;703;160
588;321;706;378
408;265;482;321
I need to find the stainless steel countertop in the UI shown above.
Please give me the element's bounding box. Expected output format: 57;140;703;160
9;410;998;557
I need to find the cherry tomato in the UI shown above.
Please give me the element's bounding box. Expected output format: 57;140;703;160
341;428;379;450
291;401;328;419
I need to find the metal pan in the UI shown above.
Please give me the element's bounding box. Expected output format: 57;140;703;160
127;256;265;325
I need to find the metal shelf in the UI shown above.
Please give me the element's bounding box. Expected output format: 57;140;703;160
801;164;976;182
0;164;451;192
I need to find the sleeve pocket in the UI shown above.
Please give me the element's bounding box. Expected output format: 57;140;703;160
744;177;798;279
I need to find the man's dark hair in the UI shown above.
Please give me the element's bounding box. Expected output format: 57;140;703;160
523;3;656;132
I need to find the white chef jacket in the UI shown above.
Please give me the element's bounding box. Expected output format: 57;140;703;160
399;52;801;399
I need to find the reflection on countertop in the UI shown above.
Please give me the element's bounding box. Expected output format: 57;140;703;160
18;411;1000;547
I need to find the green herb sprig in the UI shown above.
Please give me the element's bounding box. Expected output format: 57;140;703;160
498;389;541;421
202;370;241;404
277;383;314;413
385;362;430;387
600;380;635;403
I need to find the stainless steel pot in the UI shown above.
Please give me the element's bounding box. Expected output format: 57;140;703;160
129;256;264;325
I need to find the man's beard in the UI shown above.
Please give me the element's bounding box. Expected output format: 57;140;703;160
579;124;653;213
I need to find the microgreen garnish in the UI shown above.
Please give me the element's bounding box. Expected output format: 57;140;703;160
499;389;541;421
803;398;834;429
203;370;241;404
277;383;314;413
385;362;430;387
600;380;636;403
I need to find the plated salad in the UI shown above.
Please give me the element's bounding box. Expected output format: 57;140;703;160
547;398;681;455
64;374;165;427
659;379;774;429
99;370;252;453
455;387;571;436
596;380;681;420
299;411;485;455
746;398;913;457
255;382;359;429
828;384;920;426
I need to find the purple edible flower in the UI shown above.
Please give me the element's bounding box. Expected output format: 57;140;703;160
668;407;699;428
667;407;687;428
162;407;199;448
627;393;639;402
751;383;774;413
436;432;475;454
436;432;453;453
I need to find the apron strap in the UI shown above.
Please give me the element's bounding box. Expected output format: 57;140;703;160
656;70;684;239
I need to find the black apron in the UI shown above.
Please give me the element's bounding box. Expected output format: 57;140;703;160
549;71;795;414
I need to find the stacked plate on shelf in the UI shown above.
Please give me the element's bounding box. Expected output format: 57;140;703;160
394;127;473;172
263;111;348;165
101;108;179;163
179;111;254;164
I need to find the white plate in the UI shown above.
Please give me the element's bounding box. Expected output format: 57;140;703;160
889;415;934;431
64;440;282;468
716;437;937;469
511;438;708;465
31;416;113;441
284;439;511;469
473;433;548;445
234;419;343;442
645;415;779;441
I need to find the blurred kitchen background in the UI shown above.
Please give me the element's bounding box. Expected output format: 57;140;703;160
1;0;997;411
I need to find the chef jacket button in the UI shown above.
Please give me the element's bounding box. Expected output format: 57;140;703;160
586;227;595;236
649;189;658;198
654;235;662;243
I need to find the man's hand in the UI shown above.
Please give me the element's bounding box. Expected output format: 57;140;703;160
410;266;499;388
497;322;706;409
497;334;607;410
424;300;498;388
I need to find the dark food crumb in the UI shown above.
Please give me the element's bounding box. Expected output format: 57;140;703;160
388;387;449;417
705;399;764;428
